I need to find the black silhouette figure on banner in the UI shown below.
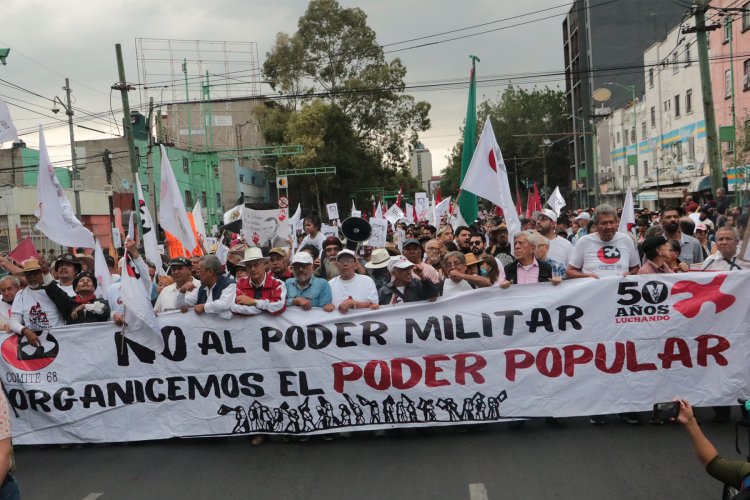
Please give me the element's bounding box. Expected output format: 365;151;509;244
339;404;352;426
401;394;418;423
298;398;316;432
216;389;510;435
217;405;250;434
383;395;396;423
417;398;436;421
344;394;366;425
436;398;461;421
357;395;381;424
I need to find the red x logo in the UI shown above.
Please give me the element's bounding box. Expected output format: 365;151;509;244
671;274;736;318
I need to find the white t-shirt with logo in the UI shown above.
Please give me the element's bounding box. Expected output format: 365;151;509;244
9;287;66;332
569;232;640;277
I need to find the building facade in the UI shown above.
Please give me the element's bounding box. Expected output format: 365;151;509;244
562;0;687;208
598;25;707;210
409;142;433;193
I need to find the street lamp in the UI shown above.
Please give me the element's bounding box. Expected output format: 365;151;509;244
605;82;641;203
51;78;83;218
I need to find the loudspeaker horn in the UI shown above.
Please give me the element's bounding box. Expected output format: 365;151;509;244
341;217;372;250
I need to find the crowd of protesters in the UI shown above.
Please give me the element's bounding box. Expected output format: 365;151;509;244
0;190;748;452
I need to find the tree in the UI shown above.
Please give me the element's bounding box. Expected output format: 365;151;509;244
263;0;431;171
442;86;570;208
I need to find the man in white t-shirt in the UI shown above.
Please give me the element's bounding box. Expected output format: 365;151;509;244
0;276;20;329
154;257;200;313
8;259;71;347
328;249;379;314
567;204;640;279
533;209;573;267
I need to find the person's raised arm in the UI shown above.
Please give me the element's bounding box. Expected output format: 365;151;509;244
677;399;718;467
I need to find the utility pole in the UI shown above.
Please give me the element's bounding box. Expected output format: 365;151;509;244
102;149;115;231
182;59;192;151
113;43;141;231
64;78;82;218
685;1;723;194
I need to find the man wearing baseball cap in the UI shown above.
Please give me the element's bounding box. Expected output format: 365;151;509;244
154;257;200;313
533;208;573;267
571;211;591;245
285;252;333;311
328;249;378;313
54;253;82;297
268;247;293;282
231;247;286;316
377;256;438;305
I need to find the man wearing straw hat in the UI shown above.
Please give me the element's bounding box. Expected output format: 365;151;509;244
231;247;286;316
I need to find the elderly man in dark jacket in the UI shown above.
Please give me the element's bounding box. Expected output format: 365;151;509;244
378;256;438;305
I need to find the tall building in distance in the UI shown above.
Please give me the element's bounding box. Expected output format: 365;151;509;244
409;142;433;193
562;0;686;208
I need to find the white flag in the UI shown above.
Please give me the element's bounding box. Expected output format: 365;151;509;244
434;196;452;222
405;203;415;224
215;242;230;265
121;214;164;352
192;200;207;243
460;117;521;240
374;202;384;220
137;178;164;275
385;204;405;225
351;199;357;217
619;187;636;235
93;239;113;299
288;203;302;254
158;145;197;251
34;126;94;249
0;98;18;144
546;186;567;217
223;204;244;225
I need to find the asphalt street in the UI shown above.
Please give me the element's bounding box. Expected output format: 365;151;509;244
13;407;741;500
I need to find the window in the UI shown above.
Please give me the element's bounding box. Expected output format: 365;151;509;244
239;174;244;183
664;100;671;112
672;53;679;74
643;160;649;178
624;132;629;146
686;89;692;113
684;43;691;66
744;59;750;91
728;141;735;155
185;190;193;207
744;119;750;151
688;137;696;161
616;131;621;143
213;164;219;178
201;191;207;206
182;157;189;174
724;21;732;43
641;121;647;138
648;68;654;88
650;107;656;128
674;95;681;118
726;69;733;99
631;128;635;143
216;192;222;208
744;2;750;32
674;143;683;163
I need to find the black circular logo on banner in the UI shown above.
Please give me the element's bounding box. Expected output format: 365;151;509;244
1;332;59;371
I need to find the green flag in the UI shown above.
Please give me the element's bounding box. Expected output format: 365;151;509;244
459;56;479;223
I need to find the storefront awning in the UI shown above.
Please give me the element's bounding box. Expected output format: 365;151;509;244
687;175;711;192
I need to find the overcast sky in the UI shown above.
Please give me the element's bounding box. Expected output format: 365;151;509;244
0;0;567;174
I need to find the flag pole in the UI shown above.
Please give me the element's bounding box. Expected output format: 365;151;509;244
459;55;480;224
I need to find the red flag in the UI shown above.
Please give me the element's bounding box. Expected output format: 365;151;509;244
526;191;534;219
396;185;403;209
436;187;442;204
494;205;503;217
516;189;522;215
7;236;40;264
533;181;543;212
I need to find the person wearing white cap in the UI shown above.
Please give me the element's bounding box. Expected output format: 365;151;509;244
571;211;591;245
285;252;333;311
328;249;378;313
377;256;438;305
533;208;573;267
231;247;287;316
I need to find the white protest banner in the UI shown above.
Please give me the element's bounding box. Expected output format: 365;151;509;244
351;210;362;219
326;203;340;221
405;203;415;224
321;224;338;238
414;192;428;220
368;218;388;248
2;272;749;444
385;204;405;225
241;208;291;248
434;196;451;223
396;228;406;252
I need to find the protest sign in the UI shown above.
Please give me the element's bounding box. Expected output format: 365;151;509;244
368;218;388;248
241;208;291;248
326;203;340;221
3;272;749;444
414;193;428;220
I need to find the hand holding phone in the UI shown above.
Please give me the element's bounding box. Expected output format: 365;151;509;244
652;401;681;422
